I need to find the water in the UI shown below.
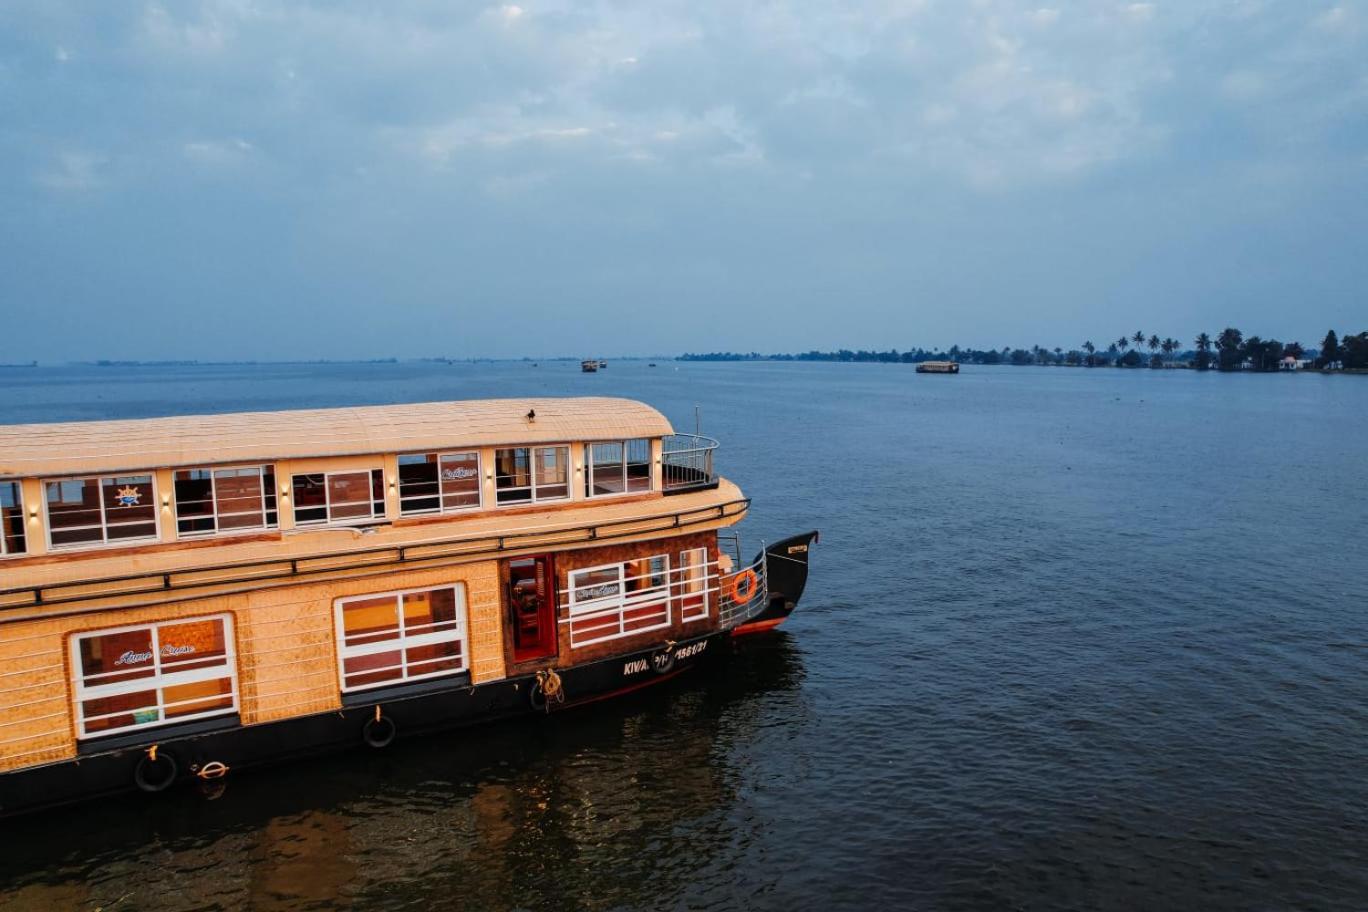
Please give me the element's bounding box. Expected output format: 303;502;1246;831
1;361;1366;911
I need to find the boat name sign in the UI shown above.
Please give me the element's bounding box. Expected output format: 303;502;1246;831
114;644;197;666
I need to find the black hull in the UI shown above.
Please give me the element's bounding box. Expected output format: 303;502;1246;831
734;530;819;634
0;632;722;819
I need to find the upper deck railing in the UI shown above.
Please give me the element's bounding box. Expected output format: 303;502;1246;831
662;434;719;494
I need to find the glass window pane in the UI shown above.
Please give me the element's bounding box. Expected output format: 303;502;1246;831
174;470;216;535
101;476;156;540
213;468;265;530
572;566;622;603
398;454;440;515
46;478;103;545
0;481;26;555
327;472;374;520
79;628;156;686
343;595;399;647
402;587;459;636
439;453;480;510
343;651;404;689
162;677;235;719
495;448;532;503
405;641;463;676
158;618;229;673
292;474;327;523
588;443;625;495
82;691;161;733
534;447;569;500
625;439;652;492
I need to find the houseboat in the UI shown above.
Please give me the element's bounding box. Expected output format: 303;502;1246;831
0;398;816;816
580;360;598;373
915;361;959;374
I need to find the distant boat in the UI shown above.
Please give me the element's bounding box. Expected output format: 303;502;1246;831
581;360;598;373
916;361;959;374
598;360;608;369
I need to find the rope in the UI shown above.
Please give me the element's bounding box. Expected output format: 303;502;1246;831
535;669;565;710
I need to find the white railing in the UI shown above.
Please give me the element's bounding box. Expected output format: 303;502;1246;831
662;434;718;492
717;552;769;630
558;553;769;647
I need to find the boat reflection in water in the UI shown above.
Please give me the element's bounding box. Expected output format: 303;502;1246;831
0;635;805;911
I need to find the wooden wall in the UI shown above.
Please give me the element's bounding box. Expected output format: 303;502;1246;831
0;561;504;774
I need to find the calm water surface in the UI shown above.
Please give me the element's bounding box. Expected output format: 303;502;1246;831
1;361;1366;911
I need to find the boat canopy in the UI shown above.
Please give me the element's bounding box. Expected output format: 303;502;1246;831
0;397;674;477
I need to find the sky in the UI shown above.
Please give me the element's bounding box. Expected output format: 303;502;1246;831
2;1;1366;361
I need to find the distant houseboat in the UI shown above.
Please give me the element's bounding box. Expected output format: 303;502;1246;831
0;398;816;817
598;360;608;369
581;360;598;373
915;361;959;374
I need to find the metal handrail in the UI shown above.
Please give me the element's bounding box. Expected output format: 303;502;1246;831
718;550;769;630
662;434;719;492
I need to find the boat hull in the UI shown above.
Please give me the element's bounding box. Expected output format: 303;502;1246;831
0;631;722;819
731;530;819;636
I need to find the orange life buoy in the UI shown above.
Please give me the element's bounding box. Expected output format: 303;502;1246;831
726;569;759;603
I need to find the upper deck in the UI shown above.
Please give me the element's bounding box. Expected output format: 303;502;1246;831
0;397;743;612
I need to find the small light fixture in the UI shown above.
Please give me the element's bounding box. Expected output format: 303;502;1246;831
162;494;171;507
28;505;38;519
388;476;396;490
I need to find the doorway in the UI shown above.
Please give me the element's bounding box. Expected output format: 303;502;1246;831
506;555;558;664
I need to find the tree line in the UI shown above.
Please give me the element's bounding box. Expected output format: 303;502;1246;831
680;327;1368;371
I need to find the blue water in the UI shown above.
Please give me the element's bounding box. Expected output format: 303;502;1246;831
1;361;1366;911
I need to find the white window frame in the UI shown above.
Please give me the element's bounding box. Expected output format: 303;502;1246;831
291;468;385;526
334;583;469;693
0;479;23;558
494;445;570;506
43;474;161;552
70;614;239;740
677;547;712;623
396;451;483;516
174;464;277;539
584;439;653;499
562;555;672;646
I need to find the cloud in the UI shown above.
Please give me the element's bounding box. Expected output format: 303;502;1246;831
36;151;105;191
1;0;1366;358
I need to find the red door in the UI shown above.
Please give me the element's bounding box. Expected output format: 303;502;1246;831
507;555;559;664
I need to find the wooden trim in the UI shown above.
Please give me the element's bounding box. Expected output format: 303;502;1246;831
0;498;750;623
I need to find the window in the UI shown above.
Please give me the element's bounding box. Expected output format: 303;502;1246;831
45;475;158;549
585;439;652;497
174;465;277;536
565;555;671;646
397;452;481;516
335;584;468;692
292;469;385;525
678;548;710;622
0;481;25;556
495;446;569;505
71;615;237;739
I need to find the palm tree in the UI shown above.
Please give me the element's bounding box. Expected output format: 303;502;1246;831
1133;331;1145;350
1160;338;1174;363
1194;332;1213;371
1148;334;1160;354
1117;336;1130;353
1083;341;1095;354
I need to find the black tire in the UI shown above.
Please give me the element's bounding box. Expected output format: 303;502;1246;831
134;752;178;793
651;648;676;674
362;715;397;749
529;682;547;711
